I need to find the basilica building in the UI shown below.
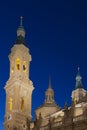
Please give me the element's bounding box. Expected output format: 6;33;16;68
4;19;87;130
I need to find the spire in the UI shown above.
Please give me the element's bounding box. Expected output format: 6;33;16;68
77;67;80;76
45;78;54;103
16;16;26;45
48;76;52;89
75;67;83;89
20;16;23;26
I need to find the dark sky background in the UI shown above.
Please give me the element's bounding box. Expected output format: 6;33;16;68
0;0;87;129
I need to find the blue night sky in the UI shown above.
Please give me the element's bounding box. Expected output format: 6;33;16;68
0;0;87;129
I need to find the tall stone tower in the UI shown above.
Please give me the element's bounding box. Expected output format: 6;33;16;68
4;17;34;130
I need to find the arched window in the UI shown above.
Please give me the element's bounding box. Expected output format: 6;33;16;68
9;97;13;111
11;61;14;73
23;61;26;72
16;58;20;70
11;66;14;73
21;97;24;111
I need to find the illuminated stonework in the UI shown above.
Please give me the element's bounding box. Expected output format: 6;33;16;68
4;19;34;130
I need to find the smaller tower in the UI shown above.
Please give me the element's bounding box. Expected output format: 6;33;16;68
71;67;86;103
35;78;61;119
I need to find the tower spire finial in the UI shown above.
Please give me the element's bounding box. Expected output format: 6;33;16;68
20;16;23;26
75;67;83;89
48;76;52;88
77;66;80;76
45;76;54;103
16;16;25;40
78;66;80;72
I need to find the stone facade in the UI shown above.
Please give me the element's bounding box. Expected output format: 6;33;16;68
32;102;87;130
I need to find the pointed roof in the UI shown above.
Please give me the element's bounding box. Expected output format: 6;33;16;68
44;78;61;109
36;78;61;111
15;16;26;45
75;67;83;89
48;76;52;88
45;77;54;97
47;77;53;91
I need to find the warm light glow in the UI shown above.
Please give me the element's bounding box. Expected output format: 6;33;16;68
9;97;13;111
11;67;14;73
74;98;77;105
16;58;20;70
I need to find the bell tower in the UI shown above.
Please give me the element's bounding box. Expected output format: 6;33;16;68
4;17;34;130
